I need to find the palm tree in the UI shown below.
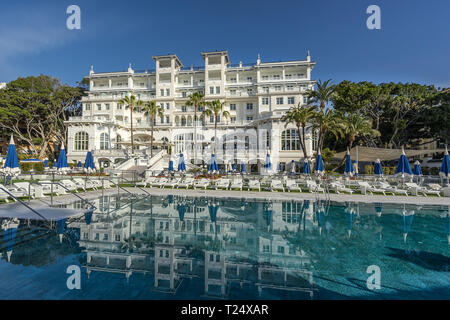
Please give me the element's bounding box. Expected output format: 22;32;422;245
119;95;143;154
143;100;164;157
338;113;380;150
307;79;336;112
186;92;205;165
282;103;316;159
312;108;341;154
201;99;230;153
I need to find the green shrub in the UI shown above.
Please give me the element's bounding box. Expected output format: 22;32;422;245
20;162;32;172
33;162;44;172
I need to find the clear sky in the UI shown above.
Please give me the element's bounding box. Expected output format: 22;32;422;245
0;0;449;87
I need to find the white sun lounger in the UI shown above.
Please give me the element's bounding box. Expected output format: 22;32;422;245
154;177;169;188
405;182;441;197
357;181;387;195
73;178;98;191
286;179;301;192
330;181;354;194
13;182;47;198
60;179;79;191
306;180;325;193
216;179;231;190
0;186;28;202
376;181;409;196
270;180;285;192
178;177;194;189
248;179;261;191
229;178;243;190
163;178;181;189
136;176;157;188
193;178;210;190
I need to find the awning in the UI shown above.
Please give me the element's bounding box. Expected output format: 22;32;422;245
332;147;445;162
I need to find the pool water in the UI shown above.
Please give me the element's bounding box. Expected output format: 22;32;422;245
0;194;449;300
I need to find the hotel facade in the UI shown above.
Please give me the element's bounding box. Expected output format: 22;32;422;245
66;50;318;172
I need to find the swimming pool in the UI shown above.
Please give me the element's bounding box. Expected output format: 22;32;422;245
0;194;449;299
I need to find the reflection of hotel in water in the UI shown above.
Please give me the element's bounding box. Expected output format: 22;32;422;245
71;195;318;298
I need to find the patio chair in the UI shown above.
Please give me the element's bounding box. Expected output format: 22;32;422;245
38;180;69;195
248;179;261;191
427;183;443;191
286;179;301;192
193;178;210;190
376;181;409;196
229;178;243;191
216;178;231;190
60;179;79;191
136;176;157;188
306;180;325;193
73;178;98;191
405;182;441;197
330;181;354;194
270;179;285;192
163;177;181;189
178;177;194;189
357;181;387;195
0;186;28;202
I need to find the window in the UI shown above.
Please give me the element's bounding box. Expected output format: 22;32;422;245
247;88;253;95
230;77;236;83
103;234;108;241
230;116;236;123
246;103;253;110
74;132;89;151
166;89;170;96
100;133;110;150
210;116;214;123
262;97;269;105
230;89;236;95
105;103;110;110
281;129;300;150
265;131;270;148
181;106;187;112
288;97;295;104
182;92;187;98
275;85;281;91
115;234;120;241
312;130;318;151
166;103;170;110
263;86;269;93
247;77;252;82
117;103;122;110
273;75;280;80
116;134;122;149
246;116;253;121
210;87;214;94
97;104;101;111
216;86;220;94
262;75;268;80
166;116;170;123
276;97;284;105
160;89;164;96
230;104;236;110
286;85;294;91
85;104;91;111
303;96;308;104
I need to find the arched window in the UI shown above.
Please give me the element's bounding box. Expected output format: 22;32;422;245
116;134;122;149
100;133;110;150
281;129;300;151
74;131;89;151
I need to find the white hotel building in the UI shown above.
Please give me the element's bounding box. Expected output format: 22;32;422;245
66;50;318;173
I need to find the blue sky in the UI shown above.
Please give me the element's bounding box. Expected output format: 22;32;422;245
0;0;449;87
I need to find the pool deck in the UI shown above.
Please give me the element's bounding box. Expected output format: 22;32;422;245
41;186;450;207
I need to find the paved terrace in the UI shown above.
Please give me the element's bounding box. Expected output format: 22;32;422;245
32;187;450;207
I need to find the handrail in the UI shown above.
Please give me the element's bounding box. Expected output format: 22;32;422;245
0;186;48;220
113;175;152;196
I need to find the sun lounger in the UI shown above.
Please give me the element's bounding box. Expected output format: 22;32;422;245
229;178;243;190
136;176;157;188
178;177;194;189
248;179;261;191
270;180;285;192
193;178;210;190
427;183;443;191
405;182;441;197
357;181;386;195
154;177;169;188
13;182;47;198
0;186;28;202
163;178;181;189
60;179;79;191
376;181;408;196
286;179;301;192
73;178;98;191
216;178;231;190
306;180;325;193
330;181;354;194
